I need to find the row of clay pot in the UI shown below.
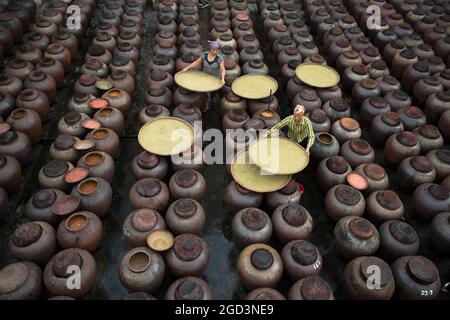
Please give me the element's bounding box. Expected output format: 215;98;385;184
117;0;211;299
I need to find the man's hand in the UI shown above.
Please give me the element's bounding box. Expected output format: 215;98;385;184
306;149;310;157
221;78;225;84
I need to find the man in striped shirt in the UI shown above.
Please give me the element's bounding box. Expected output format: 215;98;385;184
268;104;315;155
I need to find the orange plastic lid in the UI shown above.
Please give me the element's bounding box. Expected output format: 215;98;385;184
147;230;174;252
0;122;11;135
81;119;102;130
346;172;369;190
89;98;109;110
64;167;90;184
51;195;81;216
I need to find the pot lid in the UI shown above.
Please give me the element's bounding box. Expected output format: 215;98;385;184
43;160;69;177
300;277;332;300
376;190;402;210
251;248;273;270
174;198;197;218
346;172;368;190
407;256;438;284
282;204;307;227
131;209;158;232
64;167;90;184
174;279;204;300
389;220;417;245
349;217;374;240
51;195;80;217
290;241;317;266
326;156;349;174
147;229;174;252
52;251;83;278
12;222;42;247
349;139;372;155
335;185;361;205
136;179;162;197
0;263;29;294
410;156;433;173
173;234;203;261
241;208;268;231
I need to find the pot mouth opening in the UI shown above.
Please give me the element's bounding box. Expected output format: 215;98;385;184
84;152;105;166
11;109;27;119
128;251;151;273
78;179;100;195
318;133;333;144
66;213;88;232
92;128;109;139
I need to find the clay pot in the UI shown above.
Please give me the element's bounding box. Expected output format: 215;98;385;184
7;109;42;144
0;92;15;117
74;74;98;97
44;43;71;73
165;276;213;300
369;112;404;147
265;179;301;211
292;89;322;114
108;70;135;95
340;139;375;168
0;154;20;194
44;248;96;298
15;43;42;65
0;25;14;56
169;169;206;201
343;256;395;300
139;105;171;126
76;151;114;183
237;243;283;289
57;111;89;138
398;106;427;131
144;85;172;108
354;163;389;193
0;262;42;300
16;89;49;122
336;50;363;74
413;125;443;154
325;184;366;222
366;190;405;223
224;181;263;214
71;177;112;218
317;156;352;191
49;135;79;164
376;75;401;96
384;132;421;165
129;178;170;212
166;234;209;277
391;256;441;300
309;109;330;133
288;276;334;300
427;149;450;182
352;79;381;107
0;130;32;166
397;155;436;190
334;216;380;258
53;31;78;62
123;208;165;247
25;189;67;225
411;183;450;220
38;160;74;191
223;110;250;130
310;133;340;164
57;211;102;252
424;91;450;123
232;208;272;247
331;118;362;144
166;198;205;236
391;49;418;80
248;96;278;115
86;128;120;159
148;70;174;90
430;212;450;254
282;240;322;281
24;71;56;104
0;74;23;98
4;59;34;81
245;288;285;300
8;221;56;265
316;86;342;103
378;220;420;261
0;13;23;43
272;203;314;244
110;56;136;77
173;89;203;109
322;98;351;123
131;151;168;181
119;247;165;293
220;92;246;116
412;77;443;107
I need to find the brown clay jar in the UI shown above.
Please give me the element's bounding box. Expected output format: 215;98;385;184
53;31;78;62
131;151;168;181
355;163;389;193
122;209;165;247
0;92;15;117
43;248;96;299
0;262;42;300
74;74;98;97
288;276;334;300
245;288;285;300
427;149;450;182
139;105;171;126
316;86;342;104
86;128;120;159
0;74;23;98
57;211;103;252
397;156;436;191
222;110;250;130
108;70;135;96
237;243;283;290
25;189;66;225
272;203;314;244
413;77;444;106
166;234;209;277
325;184;366;222
309;132;340;164
0;13;23;43
0;131;32;166
110;56;136;77
352;79;381;107
7;108;42;144
224;181;263;214
0;25;14;56
331;118;362;145
413;125;444;154
342;64;369;93
292;89;322;113
282;240;322;281
378;220;419;261
24;71;56;104
85;45;112;65
77;151;115;183
129;178;169;212
0;155;21;194
4;59;34;82
231;207;272;247
166;198;205;236
44;43;71;74
360;96;391;127
148;69;174;90
165;277;213;300
411;183;450;220
265;179;301;211
402;61;431;92
169;169;206;201
424;91;450;123
366;190;405;223
391;256;441;300
376;75;401;96
38;160;74;192
36;58;65;89
309;109;331;133
317;156;352;191
71;177;113;218
8;221;56;265
248;96;278;115
334;216;380;258
384;131;421;165
398;106;427;131
57;111;89;138
49;135;79;164
144;85;172;108
93;107;124;136
340;138;375;168
322;98;351;123
391;49;418;80
384;90;412;112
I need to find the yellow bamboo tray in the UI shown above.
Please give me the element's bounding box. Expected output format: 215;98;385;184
231;74;278;99
248;137;309;175
295;63;340;88
174;70;224;92
147;230;174;252
138;117;194;156
231;150;291;193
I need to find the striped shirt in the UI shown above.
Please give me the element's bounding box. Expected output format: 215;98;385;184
269;115;315;151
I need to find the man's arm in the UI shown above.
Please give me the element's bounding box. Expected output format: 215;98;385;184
269;116;290;132
305;118;315;152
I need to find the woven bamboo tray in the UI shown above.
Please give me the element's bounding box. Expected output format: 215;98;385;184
295;63;340;88
231;74;278;99
174;70;224;92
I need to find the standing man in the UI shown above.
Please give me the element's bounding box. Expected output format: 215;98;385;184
268;104;315;155
181;39;226;112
